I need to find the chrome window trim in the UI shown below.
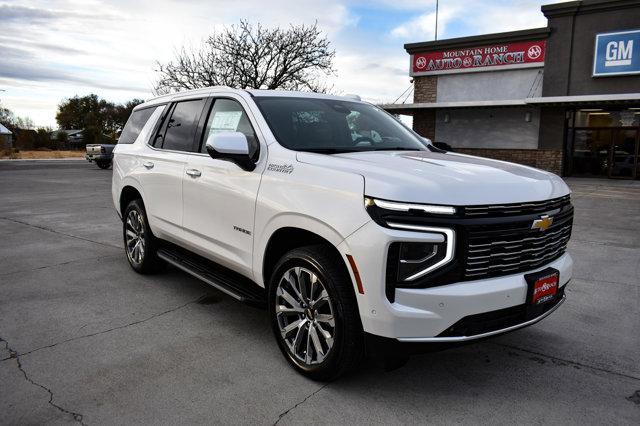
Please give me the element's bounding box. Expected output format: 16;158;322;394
386;222;455;281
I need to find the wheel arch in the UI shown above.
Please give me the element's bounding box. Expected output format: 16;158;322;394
119;185;144;219
259;224;355;300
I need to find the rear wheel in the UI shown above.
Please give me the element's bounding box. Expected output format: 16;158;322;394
269;245;364;381
123;199;163;274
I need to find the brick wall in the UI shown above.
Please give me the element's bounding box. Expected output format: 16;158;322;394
412;110;436;140
413;76;437;103
454;148;564;175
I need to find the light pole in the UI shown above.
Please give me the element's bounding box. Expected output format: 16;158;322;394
434;0;439;41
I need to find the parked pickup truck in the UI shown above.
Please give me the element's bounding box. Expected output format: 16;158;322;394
86;144;115;169
112;87;573;380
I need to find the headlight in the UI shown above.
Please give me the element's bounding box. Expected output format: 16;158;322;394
365;197;456;215
387;224;455;282
397;241;447;281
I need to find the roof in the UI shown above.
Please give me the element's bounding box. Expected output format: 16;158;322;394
0;123;12;135
381;93;640;113
136;87;365;110
542;0;639;18
404;27;550;54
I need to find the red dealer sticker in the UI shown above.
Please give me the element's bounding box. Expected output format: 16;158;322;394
412;40;546;75
525;268;559;306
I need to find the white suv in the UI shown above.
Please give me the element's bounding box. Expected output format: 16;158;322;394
112;87;573;380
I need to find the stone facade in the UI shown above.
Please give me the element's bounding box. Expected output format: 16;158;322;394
413;76;437;103
412;76;438;140
454;148;564;175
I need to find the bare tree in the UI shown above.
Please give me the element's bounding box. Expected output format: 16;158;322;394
155;21;335;94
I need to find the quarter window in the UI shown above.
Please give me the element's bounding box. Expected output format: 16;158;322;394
118;107;157;144
161;99;206;152
202;98;259;160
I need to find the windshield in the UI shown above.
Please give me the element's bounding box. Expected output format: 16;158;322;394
254;97;428;153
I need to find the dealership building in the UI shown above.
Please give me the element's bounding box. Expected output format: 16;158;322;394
384;0;640;179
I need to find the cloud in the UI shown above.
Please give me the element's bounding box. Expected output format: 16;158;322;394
0;36;86;55
1;0;560;127
0;4;58;22
388;0;555;42
389;3;459;40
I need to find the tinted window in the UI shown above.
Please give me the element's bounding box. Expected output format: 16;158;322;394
118;107;156;144
161;99;206;152
254;97;427;153
201;98;259;159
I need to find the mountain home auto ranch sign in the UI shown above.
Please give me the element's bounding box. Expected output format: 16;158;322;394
411;40;546;76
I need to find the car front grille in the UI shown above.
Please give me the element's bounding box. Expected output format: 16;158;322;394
462;195;571;217
464;207;573;279
375;195;573;292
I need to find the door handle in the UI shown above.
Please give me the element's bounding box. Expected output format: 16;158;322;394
186;169;202;178
143;161;154;169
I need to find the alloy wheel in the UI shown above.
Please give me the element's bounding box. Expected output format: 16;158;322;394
125;209;146;265
275;267;336;366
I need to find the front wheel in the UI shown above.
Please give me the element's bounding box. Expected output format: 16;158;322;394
269;245;364;381
96;160;111;169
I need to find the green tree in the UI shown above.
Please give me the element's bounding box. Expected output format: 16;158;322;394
56;95;144;144
0;101;34;132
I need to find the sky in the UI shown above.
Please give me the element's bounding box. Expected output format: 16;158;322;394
0;0;569;128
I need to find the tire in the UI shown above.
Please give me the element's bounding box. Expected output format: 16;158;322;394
123;199;163;274
268;245;364;381
96;161;111;169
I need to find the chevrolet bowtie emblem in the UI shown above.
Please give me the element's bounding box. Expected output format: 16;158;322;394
531;215;553;231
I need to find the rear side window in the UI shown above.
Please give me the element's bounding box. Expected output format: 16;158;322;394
161;99;206;152
118;107;156;144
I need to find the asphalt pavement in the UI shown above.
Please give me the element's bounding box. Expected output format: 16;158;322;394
0;160;638;425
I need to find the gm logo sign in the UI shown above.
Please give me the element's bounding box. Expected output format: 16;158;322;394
593;29;640;77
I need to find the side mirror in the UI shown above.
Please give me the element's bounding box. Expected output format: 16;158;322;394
205;132;255;171
421;137;433;145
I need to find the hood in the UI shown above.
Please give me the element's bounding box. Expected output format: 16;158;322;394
296;150;570;205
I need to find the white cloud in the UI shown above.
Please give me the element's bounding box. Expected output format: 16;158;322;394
389;2;460;41
0;0;358;127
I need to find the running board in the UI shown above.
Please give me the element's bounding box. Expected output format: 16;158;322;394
157;246;266;307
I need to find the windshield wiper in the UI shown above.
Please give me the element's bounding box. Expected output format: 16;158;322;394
300;148;359;154
363;147;422;151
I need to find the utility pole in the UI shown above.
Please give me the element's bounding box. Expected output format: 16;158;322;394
434;0;439;41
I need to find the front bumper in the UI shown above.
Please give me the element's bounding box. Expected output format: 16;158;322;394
339;220;572;341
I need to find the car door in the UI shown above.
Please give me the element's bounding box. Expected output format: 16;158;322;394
138;98;206;241
181;95;264;277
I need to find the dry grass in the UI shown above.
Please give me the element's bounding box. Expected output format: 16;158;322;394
0;150;85;160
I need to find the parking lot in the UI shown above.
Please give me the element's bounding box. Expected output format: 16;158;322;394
0;160;638;425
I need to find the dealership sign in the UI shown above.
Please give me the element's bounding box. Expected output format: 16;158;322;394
593;29;640;77
411;40;546;76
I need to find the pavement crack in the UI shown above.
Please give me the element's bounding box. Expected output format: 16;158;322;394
0;337;86;425
0;254;121;278
0;216;120;250
4;295;206;360
274;383;328;425
494;342;640;382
